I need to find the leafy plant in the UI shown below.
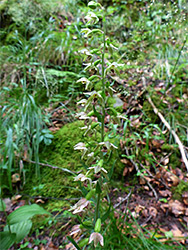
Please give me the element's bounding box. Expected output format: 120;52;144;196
0;85;53;192
68;1;124;248
0;201;51;250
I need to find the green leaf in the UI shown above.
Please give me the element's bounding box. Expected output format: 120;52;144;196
4;220;32;243
93;105;102;122
0;200;6;211
0;231;16;250
96;181;102;194
46;69;79;78
7;204;50;225
44;133;54;139
101;203;111;222
88;1;102;9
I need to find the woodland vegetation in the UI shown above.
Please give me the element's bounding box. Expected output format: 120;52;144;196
0;0;188;249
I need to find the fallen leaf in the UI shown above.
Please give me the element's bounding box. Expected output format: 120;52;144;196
151;139;164;148
164;172;179;186
11;194;22;202
159;190;172;197
148;206;158;218
171;224;185;244
169;200;185;217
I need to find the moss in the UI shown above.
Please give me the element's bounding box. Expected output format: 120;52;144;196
161;144;181;169
161;144;177;152
172;181;188;200
24;120;125;203
143;93;168;123
24;121;88;198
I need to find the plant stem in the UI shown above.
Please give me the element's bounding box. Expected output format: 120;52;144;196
95;19;106;224
101;19;106;144
95;191;101;222
167;37;187;89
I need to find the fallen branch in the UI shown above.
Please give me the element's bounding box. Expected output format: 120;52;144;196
113;189;132;209
147;95;188;172
23;159;75;175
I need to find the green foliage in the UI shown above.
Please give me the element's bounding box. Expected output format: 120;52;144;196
0;203;50;250
24;120;123;201
0;86;53;192
0;0;188;248
172;181;188;200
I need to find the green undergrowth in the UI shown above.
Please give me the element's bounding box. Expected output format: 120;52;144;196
172;181;188;201
24;120;124;208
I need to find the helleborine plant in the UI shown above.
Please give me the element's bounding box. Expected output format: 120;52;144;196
69;1;123;249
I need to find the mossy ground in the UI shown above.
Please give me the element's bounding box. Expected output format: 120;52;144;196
172;181;188;201
23;120;125;209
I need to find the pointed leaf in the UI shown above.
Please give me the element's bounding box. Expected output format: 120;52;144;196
0;231;16;250
7;204;50;225
4;220;32;243
0;200;6;211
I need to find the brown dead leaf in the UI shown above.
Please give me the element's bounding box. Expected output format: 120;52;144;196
46;241;59;250
123;167;129;176
142;209;148;217
139;176;146;185
159;190;172;197
11;194;22;202
151;139;164;148
160;203;169;213
135;205;145;213
169;200;185;217
148;206;158;218
171;224;185;244
121;159;129;164
123;102;128;110
164;172;179;187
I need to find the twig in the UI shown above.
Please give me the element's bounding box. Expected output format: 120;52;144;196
147;95;188;172
124;147;158;200
139;163;170;190
113;189;132;209
23;159;75;175
140;215;153;226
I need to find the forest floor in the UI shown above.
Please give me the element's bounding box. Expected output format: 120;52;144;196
2;78;188;250
1;1;188;249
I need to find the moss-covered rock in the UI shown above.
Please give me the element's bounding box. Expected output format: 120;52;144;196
24;120;124;204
